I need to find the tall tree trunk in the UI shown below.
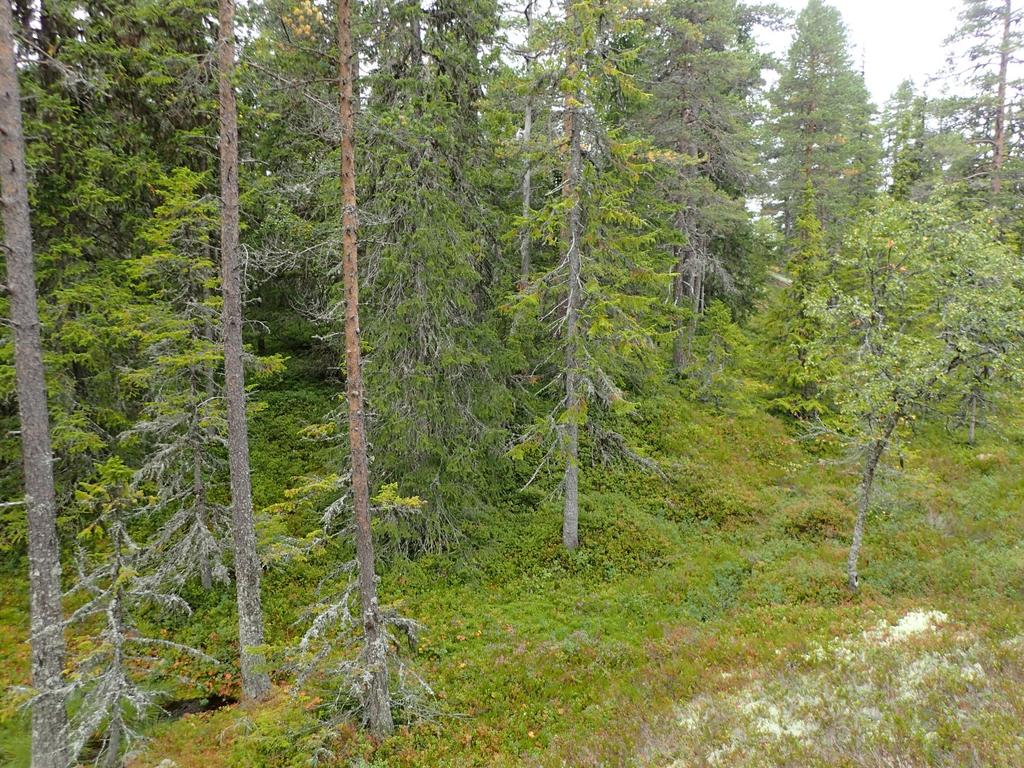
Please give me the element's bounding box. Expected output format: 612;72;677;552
684;250;704;362
0;6;69;766
104;712;121;768
562;0;583;552
992;0;1012;195
671;244;687;374
188;367;214;590
518;0;534;291
218;0;270;702
192;435;213;590
104;589;124;768
337;0;394;736
847;423;895;592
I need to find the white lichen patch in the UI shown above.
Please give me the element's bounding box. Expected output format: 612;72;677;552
864;610;948;645
655;610;1024;767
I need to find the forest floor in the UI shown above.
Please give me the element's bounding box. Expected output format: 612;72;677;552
2;365;1023;767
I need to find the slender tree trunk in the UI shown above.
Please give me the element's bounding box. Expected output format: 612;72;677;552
104;589;124;768
337;0;394;736
672;244;687;374
218;0;270;702
993;0;1012;195
519;108;534;290
684;252;704;361
104;577;126;768
847;423;895;592
104;712;121;768
187;367;214;590
201;244;219;424
0;8;69;766
562;0;583;552
192;436;213;590
518;0;534;291
968;391;978;445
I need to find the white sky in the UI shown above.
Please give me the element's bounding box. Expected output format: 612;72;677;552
761;0;963;106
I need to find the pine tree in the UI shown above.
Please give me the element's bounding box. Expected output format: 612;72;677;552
242;0;512;543
768;0;880;237
0;3;68;763
942;0;1023;199
338;0;392;734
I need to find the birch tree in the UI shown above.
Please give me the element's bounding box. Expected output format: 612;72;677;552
811;198;1024;591
0;4;68;763
217;0;271;702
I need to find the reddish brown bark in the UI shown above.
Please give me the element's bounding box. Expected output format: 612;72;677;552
337;0;394;735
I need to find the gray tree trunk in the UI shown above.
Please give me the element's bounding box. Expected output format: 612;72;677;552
992;0;1012;195
684;252;704;363
0;6;69;766
192;435;213;590
518;0;534;291
337;0;394;736
218;0;270;702
847;424;895;592
103;591;124;768
672;244;687;374
562;0;583;552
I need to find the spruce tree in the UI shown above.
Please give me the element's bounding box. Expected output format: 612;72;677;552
519;0;538;291
882;81;930;202
0;0;218;498
510;0;670;549
125;169;231;592
65;458;214;766
768;0;880;237
357;0;510;530
770;180;829;417
639;0;767;372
